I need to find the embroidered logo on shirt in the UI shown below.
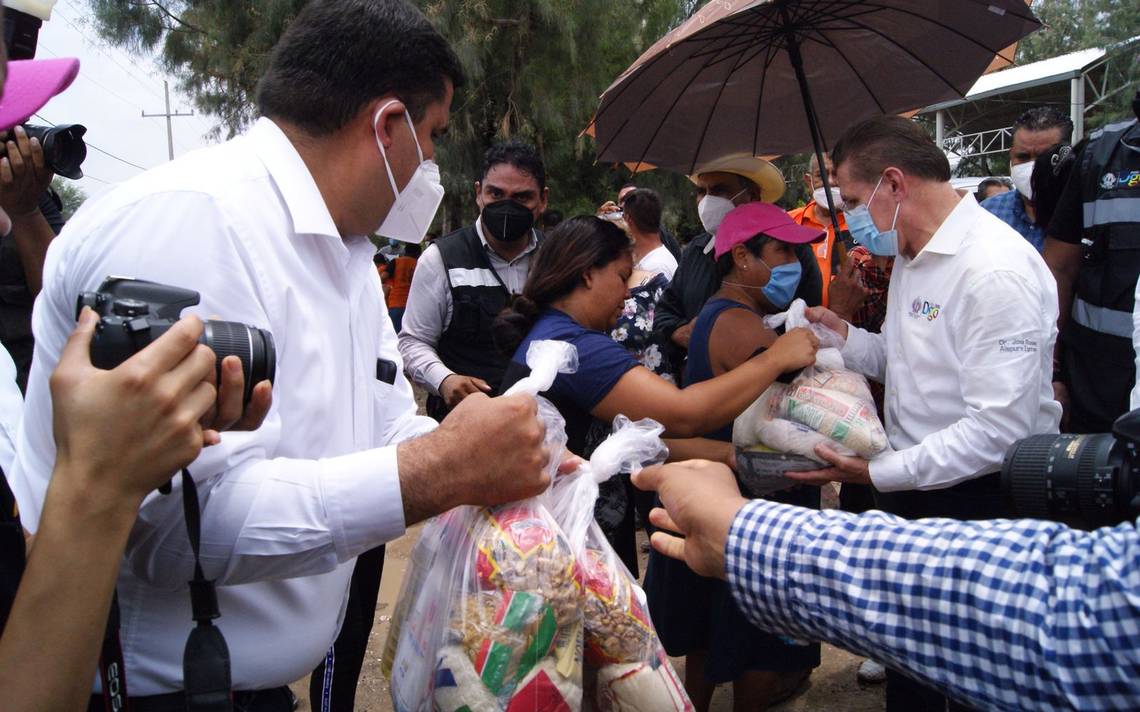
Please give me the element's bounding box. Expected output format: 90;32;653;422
909;298;942;322
999;338;1038;354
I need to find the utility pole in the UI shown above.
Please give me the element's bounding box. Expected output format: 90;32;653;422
142;80;194;161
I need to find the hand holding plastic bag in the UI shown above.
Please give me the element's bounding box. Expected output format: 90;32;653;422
388;340;583;712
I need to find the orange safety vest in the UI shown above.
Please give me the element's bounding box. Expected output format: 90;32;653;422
787;202;846;308
387;256;417;309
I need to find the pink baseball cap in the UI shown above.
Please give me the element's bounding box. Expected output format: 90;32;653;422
714;202;824;259
0;57;80;131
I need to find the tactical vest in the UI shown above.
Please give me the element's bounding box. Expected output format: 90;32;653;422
1073;119;1140;334
435;224;537;392
1065;119;1140;431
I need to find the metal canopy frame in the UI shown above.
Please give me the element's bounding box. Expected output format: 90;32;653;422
918;37;1138;160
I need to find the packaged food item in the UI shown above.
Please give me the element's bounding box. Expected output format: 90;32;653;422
546;417;693;712
782;384;887;458
388;341;583;712
733;300;888;462
391;344;692;711
595;659;690;712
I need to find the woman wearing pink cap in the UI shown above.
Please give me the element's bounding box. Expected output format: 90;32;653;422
644;202;827;711
494;215;819;575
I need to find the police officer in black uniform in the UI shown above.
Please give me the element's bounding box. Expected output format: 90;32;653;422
1044;91;1140;433
398;140;548;420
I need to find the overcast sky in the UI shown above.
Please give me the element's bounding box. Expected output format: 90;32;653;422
33;0;221;198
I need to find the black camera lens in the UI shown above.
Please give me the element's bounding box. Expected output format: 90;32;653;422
1001;433;1128;527
21;124;87;180
201;321;277;405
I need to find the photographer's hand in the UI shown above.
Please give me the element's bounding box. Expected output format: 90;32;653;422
0;127;53;217
0;127;56;295
204;354;273;433
51;308;221;502
0;309;227;712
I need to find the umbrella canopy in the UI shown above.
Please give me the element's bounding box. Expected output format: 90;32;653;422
593;0;1040;175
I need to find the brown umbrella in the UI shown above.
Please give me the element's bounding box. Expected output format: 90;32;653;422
593;0;1040;219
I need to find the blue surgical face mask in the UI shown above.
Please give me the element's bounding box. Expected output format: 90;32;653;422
760;259;802;309
845;175;900;256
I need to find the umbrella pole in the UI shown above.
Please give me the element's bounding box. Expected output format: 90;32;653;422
780;11;844;244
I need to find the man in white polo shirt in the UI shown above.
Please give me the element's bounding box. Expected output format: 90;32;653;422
7;2;552;710
790;115;1061;712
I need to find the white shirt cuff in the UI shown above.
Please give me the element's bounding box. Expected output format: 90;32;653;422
425;363;456;395
320;446;406;560
868;449;914;492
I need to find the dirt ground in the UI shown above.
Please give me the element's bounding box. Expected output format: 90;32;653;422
289;388;886;710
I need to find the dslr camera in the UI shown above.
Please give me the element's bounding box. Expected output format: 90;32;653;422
20;123;87;179
1002;409;1140;528
3;2;89;180
77;277;276;405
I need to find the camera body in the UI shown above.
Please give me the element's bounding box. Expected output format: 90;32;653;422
1001;409;1140;528
77;277;276;405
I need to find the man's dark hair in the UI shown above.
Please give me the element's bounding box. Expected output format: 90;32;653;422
540;209;563;228
493;217;629;356
832;115;951;185
621;188;662;234
974;177;1010;203
373;252;389;266
481;140;546;191
1013;107;1074;142
257;0;464;136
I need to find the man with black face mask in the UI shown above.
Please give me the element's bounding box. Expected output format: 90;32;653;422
399;139;549;419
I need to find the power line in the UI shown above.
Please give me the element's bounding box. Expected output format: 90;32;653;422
50;0;215;149
51;5;168;104
32;113;150;172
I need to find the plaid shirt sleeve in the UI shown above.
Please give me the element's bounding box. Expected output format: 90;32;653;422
725;499;1140;711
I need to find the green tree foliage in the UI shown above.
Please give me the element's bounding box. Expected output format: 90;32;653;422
414;0;690;232
51;178;87;222
84;0;709;239
1017;0;1139;126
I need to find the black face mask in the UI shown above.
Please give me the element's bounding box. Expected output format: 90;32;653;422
481;199;535;243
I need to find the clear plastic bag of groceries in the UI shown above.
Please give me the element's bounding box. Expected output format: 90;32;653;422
733;299;888;462
387;340;586;712
544;417;694;712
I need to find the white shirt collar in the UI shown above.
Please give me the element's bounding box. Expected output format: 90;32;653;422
917;193;980;259
247;117;341;239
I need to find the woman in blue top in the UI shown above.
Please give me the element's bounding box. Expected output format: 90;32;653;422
494;216;818;573
645;202;827;711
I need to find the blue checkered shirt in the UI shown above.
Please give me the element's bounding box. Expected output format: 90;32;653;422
980;190;1044;251
726;500;1140;710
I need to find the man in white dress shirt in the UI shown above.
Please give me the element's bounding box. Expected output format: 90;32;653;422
7;1;552;709
790;115;1062;712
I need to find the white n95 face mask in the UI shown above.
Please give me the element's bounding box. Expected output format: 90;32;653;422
812;186;844;212
1010;161;1034;201
374;101;445;243
697;187;747;236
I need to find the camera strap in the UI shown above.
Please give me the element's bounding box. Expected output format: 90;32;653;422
98;594;129;711
180;468;234;712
